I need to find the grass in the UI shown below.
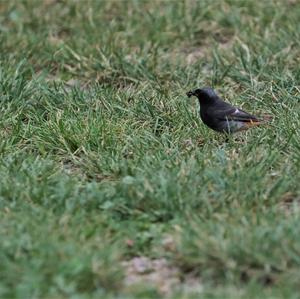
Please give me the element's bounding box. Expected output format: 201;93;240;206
0;0;300;298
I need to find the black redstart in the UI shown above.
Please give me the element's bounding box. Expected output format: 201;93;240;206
187;87;268;134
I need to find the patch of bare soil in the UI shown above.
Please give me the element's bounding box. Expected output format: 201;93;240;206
185;47;207;65
122;256;202;296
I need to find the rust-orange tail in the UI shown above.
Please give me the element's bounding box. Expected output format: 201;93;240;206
239;115;272;131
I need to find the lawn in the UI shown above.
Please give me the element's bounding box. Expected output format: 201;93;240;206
1;0;300;298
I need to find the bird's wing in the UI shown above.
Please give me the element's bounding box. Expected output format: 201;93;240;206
215;107;260;123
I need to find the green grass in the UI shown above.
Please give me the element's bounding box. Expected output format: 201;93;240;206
1;0;300;298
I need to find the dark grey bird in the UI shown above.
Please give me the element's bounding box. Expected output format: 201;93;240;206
187;87;268;134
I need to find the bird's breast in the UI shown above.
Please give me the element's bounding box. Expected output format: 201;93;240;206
200;109;221;132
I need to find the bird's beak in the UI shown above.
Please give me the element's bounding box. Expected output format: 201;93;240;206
186;90;195;98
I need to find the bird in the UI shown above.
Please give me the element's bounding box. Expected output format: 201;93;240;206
187;87;269;134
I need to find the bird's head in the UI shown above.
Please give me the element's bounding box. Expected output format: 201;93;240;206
187;87;218;104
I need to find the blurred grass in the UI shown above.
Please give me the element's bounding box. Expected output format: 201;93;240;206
0;0;300;298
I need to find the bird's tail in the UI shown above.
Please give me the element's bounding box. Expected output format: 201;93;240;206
248;114;273;127
258;114;273;124
241;115;272;130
